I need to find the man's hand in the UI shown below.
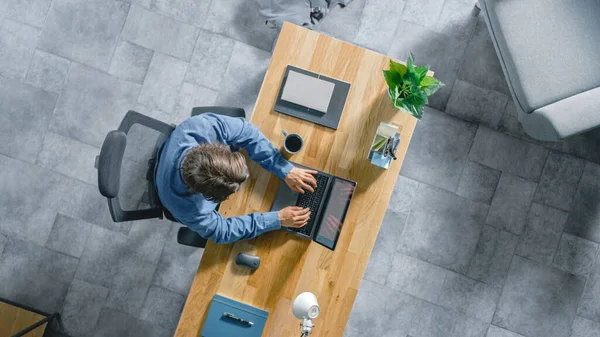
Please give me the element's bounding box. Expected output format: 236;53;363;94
278;206;311;228
285;167;317;193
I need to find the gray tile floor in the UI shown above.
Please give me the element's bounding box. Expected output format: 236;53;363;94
2;1;600;337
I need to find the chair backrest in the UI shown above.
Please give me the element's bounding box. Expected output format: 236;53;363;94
96;111;175;222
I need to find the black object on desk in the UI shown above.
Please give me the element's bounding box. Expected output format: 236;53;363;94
274;65;351;130
235;253;260;270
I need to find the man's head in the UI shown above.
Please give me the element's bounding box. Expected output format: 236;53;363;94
181;142;249;202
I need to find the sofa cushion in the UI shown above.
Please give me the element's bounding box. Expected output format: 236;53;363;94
481;0;600;113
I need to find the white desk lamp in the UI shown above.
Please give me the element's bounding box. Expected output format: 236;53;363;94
293;292;320;337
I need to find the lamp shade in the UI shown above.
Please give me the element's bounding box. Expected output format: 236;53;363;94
292;292;320;319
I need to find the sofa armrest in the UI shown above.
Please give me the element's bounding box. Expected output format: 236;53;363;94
520;87;600;141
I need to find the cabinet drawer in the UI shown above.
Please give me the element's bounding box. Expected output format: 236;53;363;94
201;295;268;337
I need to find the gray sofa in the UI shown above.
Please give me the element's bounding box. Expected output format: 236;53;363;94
480;0;600;141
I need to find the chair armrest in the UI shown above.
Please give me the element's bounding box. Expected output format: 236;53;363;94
98;130;126;198
118;110;175;135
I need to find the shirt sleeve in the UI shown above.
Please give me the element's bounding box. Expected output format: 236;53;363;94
207;113;294;180
182;210;281;244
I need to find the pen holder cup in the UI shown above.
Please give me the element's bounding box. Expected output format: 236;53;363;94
368;122;400;170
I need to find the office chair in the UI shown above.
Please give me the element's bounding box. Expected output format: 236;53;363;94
96;107;246;248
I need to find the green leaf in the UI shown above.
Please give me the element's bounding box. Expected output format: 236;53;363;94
406;53;415;76
383;70;401;90
414;65;430;82
420;76;444;96
389;60;407;77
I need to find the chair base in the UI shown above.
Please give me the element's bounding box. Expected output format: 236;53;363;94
177;227;208;248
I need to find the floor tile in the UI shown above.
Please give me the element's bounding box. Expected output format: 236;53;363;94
578;268;600;323
386;253;448;303
400;107;477;192
121;5;199;61
388;175;420;214
129;319;172;337
0;19;42;80
570;316;600;337
50;63;141;147
45;214;93;258
456;161;501;204
353;0;405;54
215;41;272;118
202;0;279;52
0;76;57;164
402;0;444;30
446;80;508;128
345;280;420;337
0;237;78;312
140;286;185;331
0;235;6;257
550;128;600;164
39;0;129;70
435;0;479;42
414;297;488;337
105;256;156;316
61;279;109;336
398;184;488;273
92;308;133;337
467;225;518;288
552;233;598;277
317;0;365;43
94;311;172;337
37;132;99;186
184;30;235;91
486;173;537;235
458;16;510;95
152;224;203;295
486;326;525;337
564;162;600;243
75;226;128;288
389;22;467;112
437;272;501;323
493;256;585;337
469;126;548;182
364;210;407;285
109;40;153;84
25;50;71;93
154;0;210;27
515;203;568;265
172;82;219;125
533;151;586;212
125;218;171;265
0;155;67;245
4;0;52;27
138;52;188;114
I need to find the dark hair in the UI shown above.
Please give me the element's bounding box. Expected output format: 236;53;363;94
181;142;249;202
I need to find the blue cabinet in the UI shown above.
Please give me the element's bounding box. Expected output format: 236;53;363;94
201;295;269;337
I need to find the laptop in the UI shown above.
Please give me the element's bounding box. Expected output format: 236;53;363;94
271;162;356;251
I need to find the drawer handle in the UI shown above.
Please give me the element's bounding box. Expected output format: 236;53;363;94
223;312;254;326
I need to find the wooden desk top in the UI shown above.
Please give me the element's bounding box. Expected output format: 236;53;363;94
175;22;422;337
0;301;46;337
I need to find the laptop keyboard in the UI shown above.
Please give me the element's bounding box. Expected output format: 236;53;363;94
290;173;330;236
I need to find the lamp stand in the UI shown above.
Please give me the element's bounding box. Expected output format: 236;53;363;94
300;318;315;336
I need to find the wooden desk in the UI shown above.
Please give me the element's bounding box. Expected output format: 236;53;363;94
0;301;47;337
175;22;422;337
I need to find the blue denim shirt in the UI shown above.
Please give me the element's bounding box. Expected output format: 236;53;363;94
155;113;294;244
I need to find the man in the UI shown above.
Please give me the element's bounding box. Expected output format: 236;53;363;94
155;113;318;244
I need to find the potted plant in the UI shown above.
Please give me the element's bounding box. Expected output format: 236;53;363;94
383;54;444;119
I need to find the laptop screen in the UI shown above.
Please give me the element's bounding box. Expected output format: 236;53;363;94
314;178;355;250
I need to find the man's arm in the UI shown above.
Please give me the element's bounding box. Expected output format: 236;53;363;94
180;207;312;244
207;113;294;180
184;211;281;244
